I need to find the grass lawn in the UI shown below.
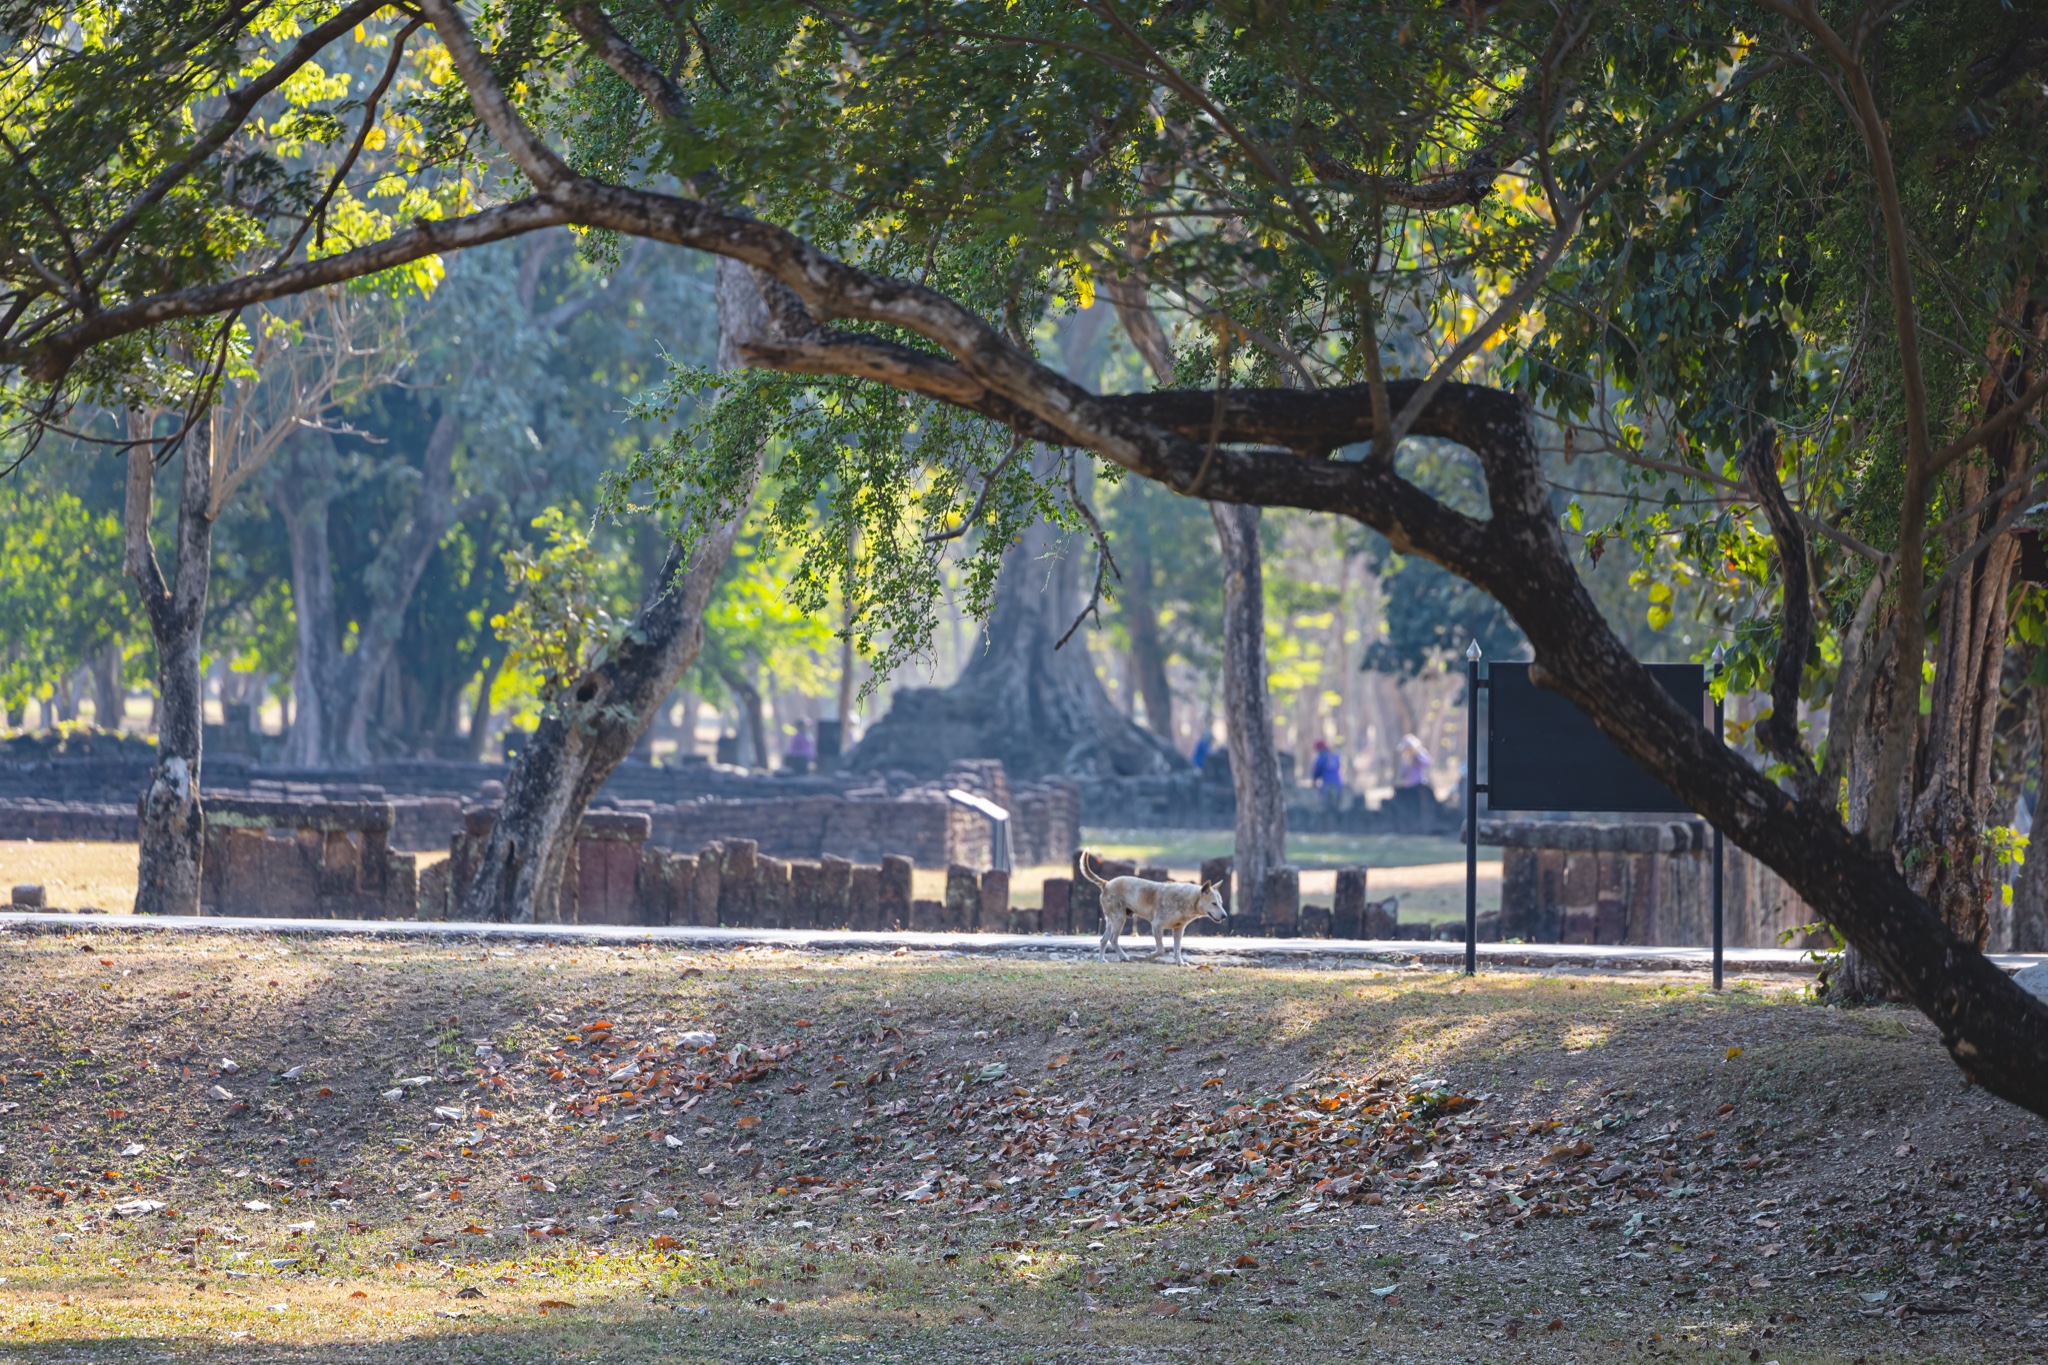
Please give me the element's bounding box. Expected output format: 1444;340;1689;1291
1078;831;1498;923
0;926;2040;1362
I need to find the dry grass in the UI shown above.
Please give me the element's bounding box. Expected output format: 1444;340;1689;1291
0;927;2041;1364
0;842;138;914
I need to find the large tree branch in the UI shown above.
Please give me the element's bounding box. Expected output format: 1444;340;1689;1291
560;3;688;122
16;199;573;381
416;0;577;193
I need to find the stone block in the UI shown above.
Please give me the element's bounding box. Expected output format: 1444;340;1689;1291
1332;867;1368;939
10;883;43;908
1261;865;1300;936
1137;864;1169;884
1534;848;1566;942
1561;850;1598;911
1624;851;1658;944
879;855;913;931
1073;855;1105;929
1199;855;1234;921
690;843;724;927
416;858;449;920
1363;896;1399;939
786;859;821;930
816;855;852;929
1006;906;1041;934
756;856;791;929
1596;894;1626;946
720;838;759;926
572;834;643;925
382;850;418;921
1498;846;1539;940
1300;903;1331;938
978;868;1009;930
911;898;945;932
944;864;979;931
1560;908;1598;944
848;863;881;931
1040;877;1071;935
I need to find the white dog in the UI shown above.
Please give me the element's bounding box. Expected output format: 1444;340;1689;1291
1081;853;1229;965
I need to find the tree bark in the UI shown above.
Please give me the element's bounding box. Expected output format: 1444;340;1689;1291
456;258;767;921
125;411;214;916
1212;501;1286;924
1835;306;2040;994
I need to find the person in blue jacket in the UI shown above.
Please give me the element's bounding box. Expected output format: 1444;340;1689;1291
1310;738;1343;812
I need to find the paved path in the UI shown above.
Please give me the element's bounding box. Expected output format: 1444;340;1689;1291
13;908;2043;980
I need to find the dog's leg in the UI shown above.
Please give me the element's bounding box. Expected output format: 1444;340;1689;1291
1145;920;1166;962
1174;925;1186;966
1118;914;1134;962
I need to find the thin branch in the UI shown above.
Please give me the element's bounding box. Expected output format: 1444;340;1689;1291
1055;454;1120;650
416;0;577;194
83;0;389;269
296;17;422;259
1742;424;1819;794
1385;55;1783;449
925;430;1026;544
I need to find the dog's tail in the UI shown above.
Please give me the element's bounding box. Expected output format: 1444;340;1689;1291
1077;850;1108;888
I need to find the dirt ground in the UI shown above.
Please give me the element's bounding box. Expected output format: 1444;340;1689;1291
0;927;2041;1364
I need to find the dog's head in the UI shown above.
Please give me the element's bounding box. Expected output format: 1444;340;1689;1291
1197;880;1228;923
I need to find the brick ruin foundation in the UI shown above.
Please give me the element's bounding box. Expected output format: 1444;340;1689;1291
0;741;1819;949
1482;819;1823;948
200;796;418;920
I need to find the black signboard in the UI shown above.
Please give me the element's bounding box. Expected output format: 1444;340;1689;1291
1484;663;1703;813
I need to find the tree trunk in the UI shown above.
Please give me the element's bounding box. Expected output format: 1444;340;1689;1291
275;408;476;767
2014;680;2048;952
465;652;505;762
90;641;125;732
1121;518;1176;740
1212;501;1286;924
335;407;468;764
1835;308;2040;995
847;449;1186;780
456;258;767;921
274;439;340;767
125;412;214;916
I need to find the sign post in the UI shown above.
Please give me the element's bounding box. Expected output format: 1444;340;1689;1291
1464;641;1484;976
1711;644;1726;991
1465;646;1728;985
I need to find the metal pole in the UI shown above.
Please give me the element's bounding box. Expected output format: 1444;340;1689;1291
1712;645;1726;991
1465;641;1482;977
